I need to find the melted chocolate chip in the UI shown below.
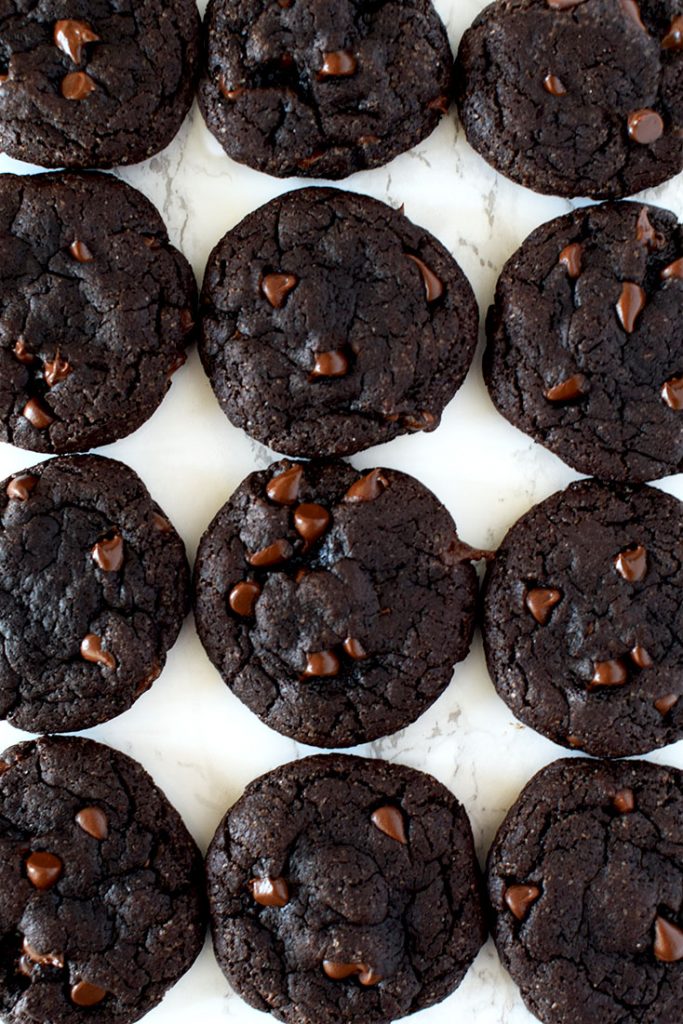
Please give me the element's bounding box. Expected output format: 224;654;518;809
614;544;647;582
152;512;172;533
661;258;683;280
311;350;349;379
219;78;245;100
343;469;388;503
343;637;367;660
543;74;567;96
654;916;683;962
25;851;63;890
249;876;289;907
229;580;261;617
92;532;124;572
294;503;330;542
266;466;303;505
371;805;407;844
70;981;107;1007
80;634;116;670
525;587;562;625
662;16;683;50
630;644;654;669
69;240;94;263
636;208;661;249
655;693;679;715
21;937;64;971
13;339;34;364
406;254;444;302
627;109;665;144
612;788;636;813
303;651;340;677
261;273;298;309
322;961;381;985
75;806;109;840
504;884;540;921
616;282;646;333
44;354;71;387
53;19;100;64
589;658;628;689
61;71;96;100
6;475;38;500
318;51;357;77
662;377;683;410
559;242;582;278
247;540;291;567
427;95;450;115
22;397;54;429
544;374;587;402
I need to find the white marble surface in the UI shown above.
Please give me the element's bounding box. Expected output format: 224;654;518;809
0;1;682;1022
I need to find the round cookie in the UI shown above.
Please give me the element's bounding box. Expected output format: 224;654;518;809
207;753;486;1024
0;734;205;1024
482;478;683;758
485;201;683;483
456;0;683;199
193;459;479;747
0;1;200;169
0;455;190;733
197;0;453;179
199;188;478;457
0;172;196;455
487;757;683;1024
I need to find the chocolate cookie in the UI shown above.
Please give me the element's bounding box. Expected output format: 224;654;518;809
207;753;486;1024
485;201;683;483
197;0;452;179
487;757;683;1024
482;478;683;758
0;734;205;1024
0;1;200;168
0;172;196;455
0;455;190;734
199;188;478;457
193;460;479;747
456;0;683;199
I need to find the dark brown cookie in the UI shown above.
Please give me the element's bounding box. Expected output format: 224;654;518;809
487;757;683;1024
457;0;683;199
199;188;478;457
207;753;486;1024
193;459;480;747
482;478;683;757
0;735;205;1024
0;455;190;733
485;201;683;483
197;0;453;179
0;1;200;168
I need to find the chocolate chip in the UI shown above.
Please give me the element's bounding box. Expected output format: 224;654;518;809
322;961;381;985
525;587;562;625
371;805;407;844
589;658;628;689
135;663;161;698
219;78;245;100
260;272;298;309
44;354;71;387
152;512;172;533
614;544;647;582
559;242;582;278
303;651;340;677
504;884;540;921
294;503;330;542
21;937;64;971
627;108;665;144
343;637;367;660
636;208;662;249
6;475;38;501
69;240;94;263
406;254;444;302
654;916;683;962
61;71;96;100
22;397;54;429
662;258;683;280
249;876;289;907
630;645;654;669
427;95;450;114
343;469;388;503
80;634;116;670
662;377;683;410
616;282;646;333
619;0;647;31
25;851;63;890
655;693;679;716
247;539;291;567
13;338;34;364
75;806;109;840
612;788;635;813
70;981;107;1007
229;580;261;617
662;15;683;49
266;465;303;505
318;51;357;77
402;410;437;432
544;374;587;402
543;74;567;95
311;350;349;379
53;19;100;63
92;532;124;572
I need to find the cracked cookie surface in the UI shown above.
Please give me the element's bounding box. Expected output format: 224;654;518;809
0;455;190;733
487;757;683;1024
0;734;205;1024
482;478;683;757
0;172;196;455
197;0;452;179
485;201;683;483
193;459;479;747
207;753;486;1024
199;188;478;457
0;0;200;168
456;0;683;199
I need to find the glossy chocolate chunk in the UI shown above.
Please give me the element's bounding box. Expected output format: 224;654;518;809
91;532;124;572
504;884;540;921
250;876;289;907
75;806;109;840
229;580;261;617
25;851;63;890
370;805;407;844
525;587;562;625
53;19;99;64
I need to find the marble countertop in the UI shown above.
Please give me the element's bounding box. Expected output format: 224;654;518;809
0;1;681;1022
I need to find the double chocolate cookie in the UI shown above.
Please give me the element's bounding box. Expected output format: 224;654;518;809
0;455;190;733
485;201;683;482
0;735;206;1024
197;0;453;179
0;173;196;455
207;753;486;1024
193;460;479;747
482;479;683;758
199;188;478;457
0;1;200;168
457;0;683;199
487;758;683;1024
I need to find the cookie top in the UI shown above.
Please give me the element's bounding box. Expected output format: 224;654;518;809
199;188;478;457
193;459;479;747
0;172;196;455
207;753;486;1024
487;757;683;1024
0;455;190;734
482;478;683;757
197;0;452;179
0;735;205;1024
456;0;683;199
485;201;683;483
0;1;200;168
